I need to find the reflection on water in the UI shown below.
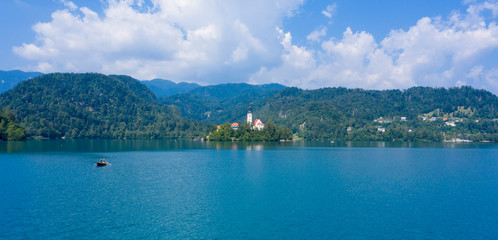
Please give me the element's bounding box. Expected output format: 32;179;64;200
0;139;496;153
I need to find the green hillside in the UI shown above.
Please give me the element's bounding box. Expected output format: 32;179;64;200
255;87;498;141
1;71;496;142
0;73;207;139
161;83;286;123
165;85;498;142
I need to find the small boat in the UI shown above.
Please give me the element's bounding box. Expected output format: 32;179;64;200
96;159;108;167
96;162;107;166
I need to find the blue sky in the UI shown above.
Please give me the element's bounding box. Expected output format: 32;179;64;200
1;0;498;94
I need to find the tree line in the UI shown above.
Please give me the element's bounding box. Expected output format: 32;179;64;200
0;108;25;141
209;121;293;141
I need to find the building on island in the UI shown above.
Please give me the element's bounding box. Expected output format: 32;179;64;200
247;106;253;124
246;106;264;130
231;123;239;130
253;119;265;130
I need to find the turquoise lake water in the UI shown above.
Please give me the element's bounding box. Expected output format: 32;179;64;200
1;140;497;239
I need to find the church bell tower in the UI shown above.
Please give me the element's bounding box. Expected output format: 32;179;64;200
247;106;253;124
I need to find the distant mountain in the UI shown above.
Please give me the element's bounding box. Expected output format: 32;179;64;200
142;79;201;97
161;83;287;123
0;73;207;139
0;70;44;93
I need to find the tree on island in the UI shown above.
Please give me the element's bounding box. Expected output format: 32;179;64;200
208;120;292;141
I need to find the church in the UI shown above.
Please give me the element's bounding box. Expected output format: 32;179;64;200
247;106;264;130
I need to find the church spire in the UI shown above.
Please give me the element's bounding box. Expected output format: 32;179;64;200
247;106;253;124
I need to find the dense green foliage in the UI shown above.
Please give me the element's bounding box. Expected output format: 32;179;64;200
0;108;25;141
256;87;498;141
161;83;286;123
0;73;208;139
165;85;498;142
209;121;293;141
1;70;497;142
142;79;201;97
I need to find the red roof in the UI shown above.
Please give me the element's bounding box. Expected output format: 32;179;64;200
254;119;264;126
231;123;239;127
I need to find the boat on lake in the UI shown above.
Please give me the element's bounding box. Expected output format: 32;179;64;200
96;159;107;167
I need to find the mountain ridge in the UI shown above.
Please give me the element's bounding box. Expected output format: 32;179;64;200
142;78;201;97
0;70;44;93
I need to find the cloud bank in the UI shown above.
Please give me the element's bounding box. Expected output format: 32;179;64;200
13;0;498;93
14;0;304;83
250;1;498;93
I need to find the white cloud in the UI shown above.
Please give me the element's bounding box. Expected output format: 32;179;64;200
250;1;498;94
13;0;304;81
12;0;498;94
307;27;327;42
250;28;316;87
484;68;498;90
321;3;336;19
60;0;78;11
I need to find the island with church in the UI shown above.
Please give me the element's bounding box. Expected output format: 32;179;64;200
207;107;293;141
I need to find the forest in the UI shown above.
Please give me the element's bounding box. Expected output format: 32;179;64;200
0;108;25;141
165;85;498;142
0;73;208;139
1;72;497;142
161;83;286;123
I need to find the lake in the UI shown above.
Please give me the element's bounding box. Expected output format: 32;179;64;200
1;140;497;239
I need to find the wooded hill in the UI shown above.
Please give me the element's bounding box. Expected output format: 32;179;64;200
165;85;498;142
0;73;208;139
161;83;286;123
1;71;497;142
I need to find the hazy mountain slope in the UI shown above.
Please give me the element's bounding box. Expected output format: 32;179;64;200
0;70;43;93
142;79;201;97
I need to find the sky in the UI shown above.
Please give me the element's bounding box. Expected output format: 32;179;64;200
1;0;498;94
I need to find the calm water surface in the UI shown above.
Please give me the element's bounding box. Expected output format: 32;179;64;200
1;140;497;239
